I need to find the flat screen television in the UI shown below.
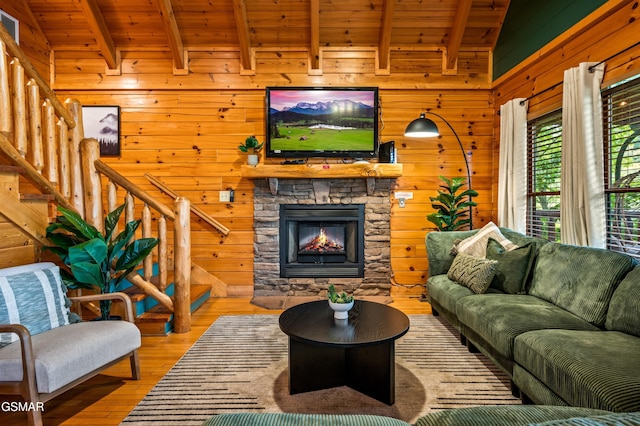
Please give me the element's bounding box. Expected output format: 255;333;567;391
265;87;379;159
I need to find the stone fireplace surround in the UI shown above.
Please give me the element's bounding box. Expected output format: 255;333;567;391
252;177;395;302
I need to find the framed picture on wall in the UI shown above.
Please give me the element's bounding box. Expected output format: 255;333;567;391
82;105;121;156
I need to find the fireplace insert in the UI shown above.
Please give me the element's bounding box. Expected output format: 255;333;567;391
279;204;364;278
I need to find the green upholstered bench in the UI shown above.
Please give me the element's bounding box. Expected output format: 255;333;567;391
202;407;640;426
202;413;411;426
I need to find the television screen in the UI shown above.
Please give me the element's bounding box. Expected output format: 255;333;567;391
266;87;379;158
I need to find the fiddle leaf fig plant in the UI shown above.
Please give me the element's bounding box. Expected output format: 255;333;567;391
46;204;159;319
427;176;478;231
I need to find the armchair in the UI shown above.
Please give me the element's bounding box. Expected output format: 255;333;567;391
0;263;141;426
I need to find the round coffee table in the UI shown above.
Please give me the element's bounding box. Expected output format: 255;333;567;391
278;300;410;405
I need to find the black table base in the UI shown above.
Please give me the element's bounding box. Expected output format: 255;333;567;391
288;334;396;405
280;300;409;406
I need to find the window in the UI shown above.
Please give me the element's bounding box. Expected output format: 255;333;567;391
0;10;18;44
602;76;640;260
527;110;562;242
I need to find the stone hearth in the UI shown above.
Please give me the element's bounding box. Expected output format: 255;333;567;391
253;177;394;298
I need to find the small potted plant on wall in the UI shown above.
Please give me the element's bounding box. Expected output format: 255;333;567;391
238;135;264;166
46;204;159;320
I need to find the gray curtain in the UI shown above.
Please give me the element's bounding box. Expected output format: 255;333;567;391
498;98;528;233
560;62;606;247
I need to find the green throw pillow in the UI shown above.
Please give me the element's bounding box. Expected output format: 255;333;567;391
447;253;498;294
486;238;534;294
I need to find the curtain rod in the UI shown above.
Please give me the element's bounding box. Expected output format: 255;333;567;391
518;40;640;106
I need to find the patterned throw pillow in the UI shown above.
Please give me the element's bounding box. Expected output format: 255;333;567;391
453;221;518;258
0;263;71;347
447;253;498;294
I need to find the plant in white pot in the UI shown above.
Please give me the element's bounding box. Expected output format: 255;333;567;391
238;135;264;166
327;284;354;319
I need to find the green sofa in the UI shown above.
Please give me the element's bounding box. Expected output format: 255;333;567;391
202;407;640;425
425;226;640;412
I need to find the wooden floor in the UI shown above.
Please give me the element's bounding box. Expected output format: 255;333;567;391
1;294;430;425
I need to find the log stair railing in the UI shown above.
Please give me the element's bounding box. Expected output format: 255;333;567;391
0;25;226;334
145;173;230;236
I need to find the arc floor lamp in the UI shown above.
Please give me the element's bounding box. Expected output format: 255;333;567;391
404;111;474;228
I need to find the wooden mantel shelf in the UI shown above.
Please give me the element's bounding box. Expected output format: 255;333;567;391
241;163;402;179
241;163;403;196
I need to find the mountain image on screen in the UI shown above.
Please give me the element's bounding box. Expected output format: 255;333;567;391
267;88;377;157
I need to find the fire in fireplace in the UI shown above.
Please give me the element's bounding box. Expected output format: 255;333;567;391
280;204;364;278
298;226;345;254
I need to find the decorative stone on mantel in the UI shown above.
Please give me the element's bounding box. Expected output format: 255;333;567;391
241;163;402;195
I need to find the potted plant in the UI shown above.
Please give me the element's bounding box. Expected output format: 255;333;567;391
45;204;159;320
327;284;354;319
238;135;264;166
427;176;478;231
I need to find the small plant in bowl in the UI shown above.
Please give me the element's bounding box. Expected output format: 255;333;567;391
327;284;354;319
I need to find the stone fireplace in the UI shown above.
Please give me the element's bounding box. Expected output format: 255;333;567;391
279;204;365;278
253;177;394;298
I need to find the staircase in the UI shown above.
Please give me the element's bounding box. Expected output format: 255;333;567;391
0;22;227;334
124;278;212;336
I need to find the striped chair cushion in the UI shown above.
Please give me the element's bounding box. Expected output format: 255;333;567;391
0;263;71;347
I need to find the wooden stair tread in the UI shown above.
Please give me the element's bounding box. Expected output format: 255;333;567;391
135;284;211;321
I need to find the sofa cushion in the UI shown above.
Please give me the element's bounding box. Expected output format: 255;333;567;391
202;413;412;426
427;229;479;277
454;222;518;258
529;243;636;326
514;329;640;412
0;263;71;347
533;412;640;426
447;254;497;294
414;406;612;426
486;238;534;294
0;320;141;393
605;265;640;336
456;295;599;361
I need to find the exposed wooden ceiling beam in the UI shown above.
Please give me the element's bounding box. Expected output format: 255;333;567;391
310;0;320;71
444;0;473;70
23;1;51;50
378;0;395;71
232;0;253;71
78;0;118;69
156;0;186;71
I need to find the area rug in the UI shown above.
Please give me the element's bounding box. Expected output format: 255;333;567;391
121;315;520;425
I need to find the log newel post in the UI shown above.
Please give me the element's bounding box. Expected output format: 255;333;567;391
11;59;26;157
0;41;11;135
173;197;191;333
65;99;85;215
80;138;103;231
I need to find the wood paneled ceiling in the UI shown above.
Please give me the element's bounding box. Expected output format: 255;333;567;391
24;0;510;73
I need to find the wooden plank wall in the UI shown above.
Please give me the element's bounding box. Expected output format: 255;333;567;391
6;1;638;297
47;48;493;296
491;0;640;221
